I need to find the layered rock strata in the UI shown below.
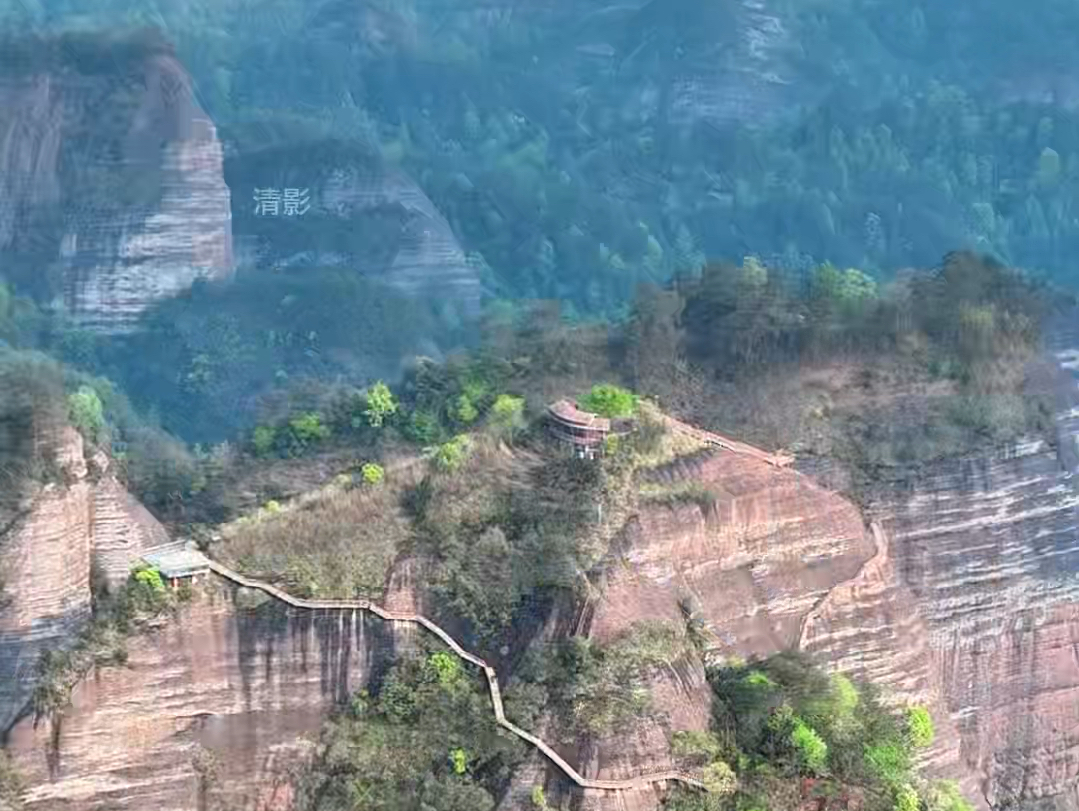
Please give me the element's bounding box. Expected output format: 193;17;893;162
7;585;405;810
0;429;167;734
0;42;233;333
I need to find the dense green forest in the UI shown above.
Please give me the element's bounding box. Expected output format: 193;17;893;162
282;645;970;811
6;0;1079;302
3;1;1079;442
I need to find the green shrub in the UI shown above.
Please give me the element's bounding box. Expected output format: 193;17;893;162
449;747;469;775
670;729;723;764
790;717;829;775
292;651;505;810
530;785;548;810
68;385;105;443
251;425;276;456
431;434;472;472
702;760;738;796
360;462;385;485
489;394;526;440
133;566;165;593
830;674;859;720
604;434;621;456
906;705;935;749
427;651;462;689
263;499;282;514
864;741;912;787
454;393;479;424
579;383;638;418
926;780;976;811
363;381;398;428
549;622;689;737
288;412;331;448
894;784;921;811
404;409;442;444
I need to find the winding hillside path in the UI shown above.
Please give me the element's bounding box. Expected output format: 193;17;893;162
201;556;708;794
184;415;791;794
660;415;794;467
797;522;888;650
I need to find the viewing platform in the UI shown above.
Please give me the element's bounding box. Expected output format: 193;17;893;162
546;399;621;459
141;542;211;588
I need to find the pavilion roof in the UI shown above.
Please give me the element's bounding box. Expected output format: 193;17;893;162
547;399;611;432
142;543;210;579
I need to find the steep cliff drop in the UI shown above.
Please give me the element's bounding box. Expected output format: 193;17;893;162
7;587;404;810
0;426;168;735
862;314;1079;811
517;440;988;811
0;33;234;334
11;372;1079;809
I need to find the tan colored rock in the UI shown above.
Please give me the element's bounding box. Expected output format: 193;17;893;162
870;435;1079;809
0;427;93;733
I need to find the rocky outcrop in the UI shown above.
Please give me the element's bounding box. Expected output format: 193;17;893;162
498;447;923;810
668;0;800;130
592;449;873;656
798;524;982;803
227;145;482;319
62;112;234;333
0;428;94;734
12;336;1079;810
6;585;405;810
547;321;1079;811
0;428;167;734
0;37;233;333
868;438;1079;808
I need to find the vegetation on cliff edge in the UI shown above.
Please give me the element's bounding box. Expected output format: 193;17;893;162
291;647;526;811
662;652;974;811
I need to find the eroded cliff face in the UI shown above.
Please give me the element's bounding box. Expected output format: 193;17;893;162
0;42;233;333
868;438;1079;808
493;447;950;811
6;586;407;811
557;341;1079;810
12;342;1079;810
228;150;482;321
0;427;167;734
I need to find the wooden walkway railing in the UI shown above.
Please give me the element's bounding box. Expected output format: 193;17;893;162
661;415;794;468
205;559;707;793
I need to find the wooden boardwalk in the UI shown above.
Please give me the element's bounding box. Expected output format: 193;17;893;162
661;415;794;468
203;557;708;794
182;417;789;794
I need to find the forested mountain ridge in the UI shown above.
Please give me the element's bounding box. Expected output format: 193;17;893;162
4;1;1079;443
6;0;1079;322
1;248;1071;811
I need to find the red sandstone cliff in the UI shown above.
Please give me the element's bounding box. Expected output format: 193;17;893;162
7;586;408;810
11;355;1079;809
518;446;989;811
0;426;168;734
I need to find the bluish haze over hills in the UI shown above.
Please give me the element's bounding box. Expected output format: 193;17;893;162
6;0;1079;296
3;0;1079;441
